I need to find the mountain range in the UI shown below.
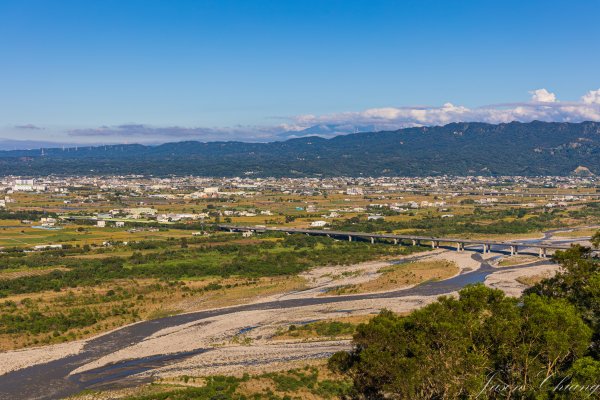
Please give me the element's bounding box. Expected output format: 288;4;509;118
1;121;599;177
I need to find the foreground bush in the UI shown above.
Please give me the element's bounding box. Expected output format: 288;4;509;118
331;241;600;399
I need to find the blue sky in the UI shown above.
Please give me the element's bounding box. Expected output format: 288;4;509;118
1;0;599;144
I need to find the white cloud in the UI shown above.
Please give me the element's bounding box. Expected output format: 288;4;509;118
582;89;600;104
286;89;600;135
529;88;557;103
59;88;600;143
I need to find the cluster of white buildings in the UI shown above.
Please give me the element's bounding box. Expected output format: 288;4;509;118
157;213;208;223
475;197;499;204
223;209;273;217
40;217;58;227
11;179;47;192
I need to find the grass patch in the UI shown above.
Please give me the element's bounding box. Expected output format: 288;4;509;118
278;321;356;339
516;272;554;287
324;259;459;295
498;255;539;267
274;315;373;340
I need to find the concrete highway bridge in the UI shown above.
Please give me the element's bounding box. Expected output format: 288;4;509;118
218;225;583;258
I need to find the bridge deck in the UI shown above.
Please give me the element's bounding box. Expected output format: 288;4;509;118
218;225;574;250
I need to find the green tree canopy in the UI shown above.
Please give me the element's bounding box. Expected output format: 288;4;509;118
331;238;600;399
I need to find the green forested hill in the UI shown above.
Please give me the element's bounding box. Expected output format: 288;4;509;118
1;120;600;176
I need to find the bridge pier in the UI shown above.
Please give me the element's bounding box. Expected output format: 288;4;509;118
370;237;375;244
412;239;419;246
456;242;464;252
510;245;519;256
348;235;352;242
482;244;490;254
393;239;398;245
431;240;439;249
539;247;547;258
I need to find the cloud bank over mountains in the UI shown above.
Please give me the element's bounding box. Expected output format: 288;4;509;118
6;88;600;146
284;88;600;137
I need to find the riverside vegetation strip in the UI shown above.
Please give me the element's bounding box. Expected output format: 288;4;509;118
0;234;425;350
